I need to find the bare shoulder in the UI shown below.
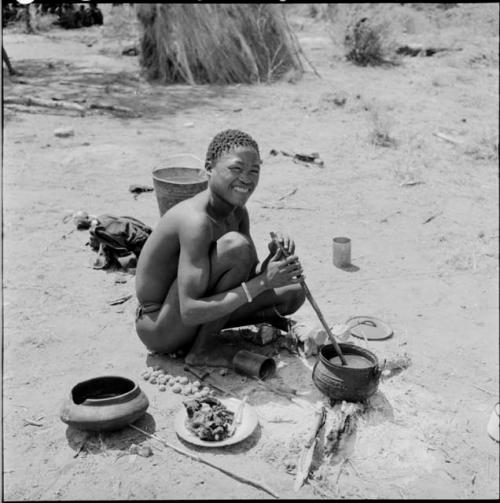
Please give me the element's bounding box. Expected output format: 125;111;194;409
168;196;214;245
154;196;204;230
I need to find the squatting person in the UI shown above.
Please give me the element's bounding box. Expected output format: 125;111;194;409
135;129;305;361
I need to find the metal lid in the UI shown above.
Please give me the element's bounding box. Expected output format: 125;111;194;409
345;316;394;341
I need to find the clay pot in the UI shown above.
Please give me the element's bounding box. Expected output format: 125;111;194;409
312;343;382;402
60;376;149;432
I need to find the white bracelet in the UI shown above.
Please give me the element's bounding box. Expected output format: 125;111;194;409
241;281;253;303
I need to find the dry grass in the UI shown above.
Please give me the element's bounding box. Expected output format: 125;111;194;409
324;4;404;64
324;3;499;67
368;105;398;148
136;4;304;85
463;130;499;162
344;17;399;67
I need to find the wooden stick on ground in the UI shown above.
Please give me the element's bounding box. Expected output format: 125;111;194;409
23;418;44;427
5;104;78;117
88;102;136;115
251;376;295;402
4;95;86;114
432;131;464;145
128;424;280;499
472;383;497;396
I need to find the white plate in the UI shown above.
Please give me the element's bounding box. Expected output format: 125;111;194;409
174;397;258;447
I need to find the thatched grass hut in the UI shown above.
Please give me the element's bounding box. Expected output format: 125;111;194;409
136;3;304;85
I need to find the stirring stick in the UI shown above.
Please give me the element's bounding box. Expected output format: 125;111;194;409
270;232;347;365
359;328;370;349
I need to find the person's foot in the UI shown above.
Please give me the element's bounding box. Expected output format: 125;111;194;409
184;331;239;368
269;317;290;333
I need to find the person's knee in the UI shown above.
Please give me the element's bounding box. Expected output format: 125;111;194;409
218;231;255;265
280;284;306;315
136;319;195;354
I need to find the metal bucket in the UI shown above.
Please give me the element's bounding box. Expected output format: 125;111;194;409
152;154;208;216
312;343;382;402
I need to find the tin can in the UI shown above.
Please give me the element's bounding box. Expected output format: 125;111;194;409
233;350;276;380
332;237;351;269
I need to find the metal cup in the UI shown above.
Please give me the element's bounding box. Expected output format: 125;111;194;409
332;236;351;269
233;350;276;380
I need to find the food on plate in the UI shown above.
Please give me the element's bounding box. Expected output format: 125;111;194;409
184;397;235;441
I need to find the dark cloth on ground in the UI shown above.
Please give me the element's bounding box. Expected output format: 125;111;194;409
88;214;152;270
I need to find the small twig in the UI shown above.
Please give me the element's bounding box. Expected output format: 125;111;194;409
276;187;298;201
400;180;425;187
128;424;280;498
422;211;443;224
108;294;133;306
444;468;456;480
439;446;456;463
4;95;86;114
335;458;349;487
380;210;402;223
23;418;43;427
346;458;361;478
113;451;129;463
260;204;315;211
251;377;297;402
472;383;497;396
88;102;137;116
433;131;464;145
5;104;78;116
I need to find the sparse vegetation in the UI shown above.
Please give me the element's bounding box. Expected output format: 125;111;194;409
344;17;400;67
368;107;398;148
463;131;499;162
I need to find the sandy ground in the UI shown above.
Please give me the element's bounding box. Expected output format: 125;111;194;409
2;3;499;500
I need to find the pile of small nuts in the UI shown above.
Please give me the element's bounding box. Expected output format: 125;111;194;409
140;366;213;399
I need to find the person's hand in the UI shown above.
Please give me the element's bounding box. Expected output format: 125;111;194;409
268;232;295;259
262;248;304;288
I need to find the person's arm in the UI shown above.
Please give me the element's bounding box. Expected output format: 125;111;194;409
177;215;301;326
238;207;299;279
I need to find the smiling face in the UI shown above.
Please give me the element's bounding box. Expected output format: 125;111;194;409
207;146;261;208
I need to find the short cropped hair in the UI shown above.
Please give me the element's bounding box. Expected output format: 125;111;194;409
205;129;260;170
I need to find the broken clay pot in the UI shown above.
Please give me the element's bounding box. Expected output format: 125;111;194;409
60;376;149;432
